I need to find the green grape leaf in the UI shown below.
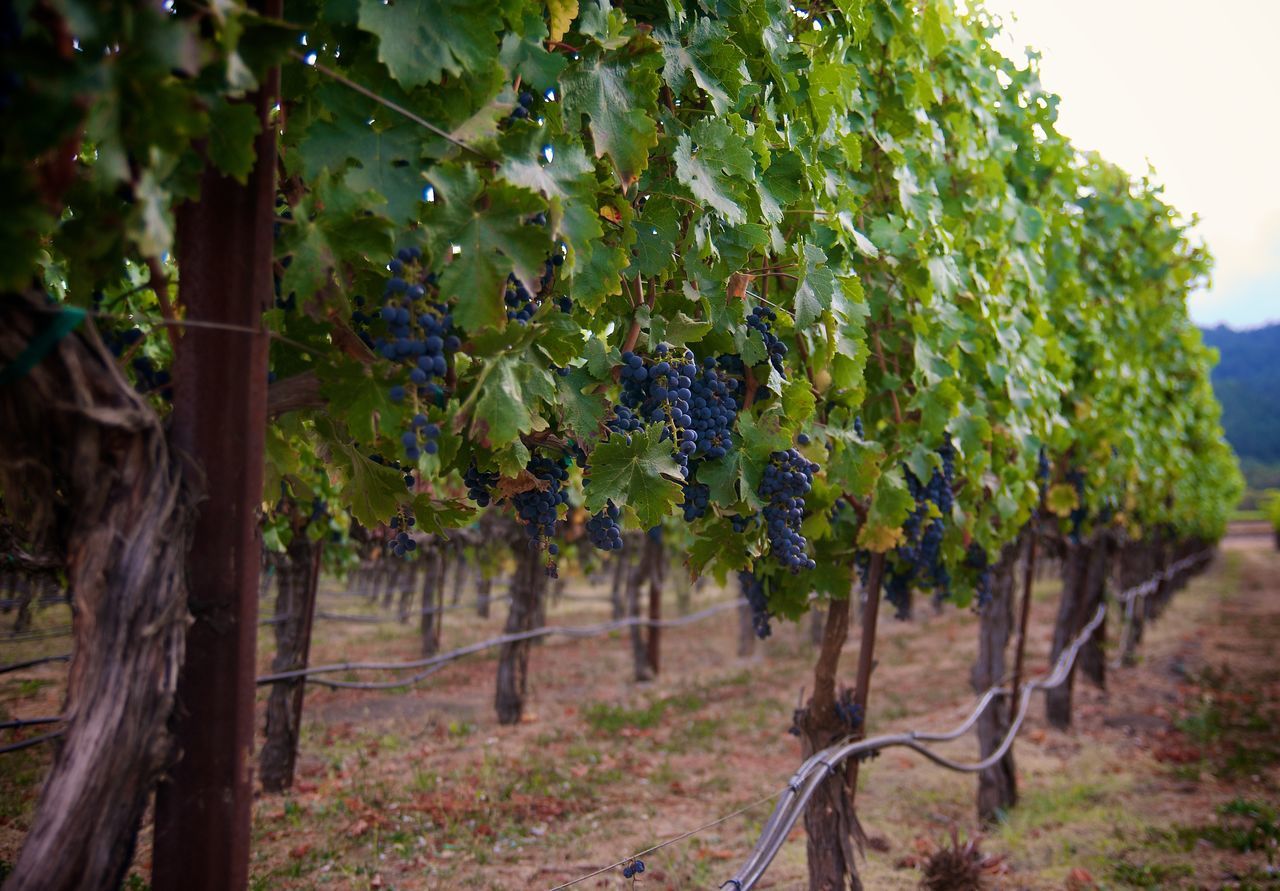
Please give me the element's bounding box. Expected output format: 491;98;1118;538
674;118;754;225
321;425;409;527
557;368;608;442
656;18;744;116
207;100;260;183
410;495;476;536
782;378;817;428
424;166;551;331
628;195;681;277
794;243;835;329
357;0;502;88
500;9;567;90
584;425;683;528
562;47;661;187
1046;483;1080;517
688;517;749;577
649;312;712;348
472;355;544;447
858;467;914;552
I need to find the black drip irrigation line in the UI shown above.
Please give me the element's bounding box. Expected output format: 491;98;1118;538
0;730;63;755
256;599;745;690
0;715;64;731
0;653;71;674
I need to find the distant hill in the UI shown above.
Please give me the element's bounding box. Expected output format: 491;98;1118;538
1200;323;1280;489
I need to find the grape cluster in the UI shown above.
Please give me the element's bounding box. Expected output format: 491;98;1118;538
759;449;818;572
747;305;788;374
965;542;993;608
401;413;440;462
506;89;538;124
606;403;644;442
1037;446;1051;484
738;570;772;639
621;860;646;880
680;482;710;521
586;502;624;550
510;455;569;568
464;463;499;506
388;513;417;558
854;415;865;438
618;345;699;474
100;326;173;399
687;356;739;459
350;248;464;463
886;439;958;617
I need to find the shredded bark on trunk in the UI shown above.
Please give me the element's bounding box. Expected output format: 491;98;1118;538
0;292;194;890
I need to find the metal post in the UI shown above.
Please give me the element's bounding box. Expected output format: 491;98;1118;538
151;10;279;885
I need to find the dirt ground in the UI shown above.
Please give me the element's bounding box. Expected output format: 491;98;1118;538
2;529;1277;890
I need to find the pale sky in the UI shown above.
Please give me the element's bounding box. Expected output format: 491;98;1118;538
981;1;1280;329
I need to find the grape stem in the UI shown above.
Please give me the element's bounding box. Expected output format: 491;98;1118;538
145;255;181;352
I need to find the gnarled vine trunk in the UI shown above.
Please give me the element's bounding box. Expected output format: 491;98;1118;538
419;544;445;657
796;595;863;891
495;546;546;724
0;292;193;891
626;535;655;682
970;534;1024;823
1045;533;1111;729
260;532;322;793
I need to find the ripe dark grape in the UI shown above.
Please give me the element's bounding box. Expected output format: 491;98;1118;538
834;688;864;732
758;448;817;572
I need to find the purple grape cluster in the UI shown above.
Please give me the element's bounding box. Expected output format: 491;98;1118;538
886;439;957;617
389;512;417;558
401;413;439;462
622;860;645;879
586;502;624;550
681;481;710;521
510;455;569;570
464;462;499;506
965;542;993;607
738;570;772;639
747;305;788;374
759;448;818;572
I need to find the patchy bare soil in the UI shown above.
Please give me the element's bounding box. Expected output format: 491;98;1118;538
1;532;1277;890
